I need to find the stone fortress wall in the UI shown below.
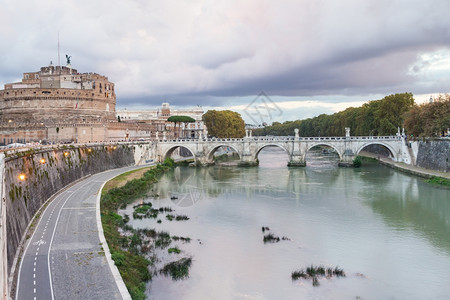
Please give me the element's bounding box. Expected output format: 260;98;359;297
0;65;116;124
0;64;207;145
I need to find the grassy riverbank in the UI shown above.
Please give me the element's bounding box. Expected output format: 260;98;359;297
100;161;173;299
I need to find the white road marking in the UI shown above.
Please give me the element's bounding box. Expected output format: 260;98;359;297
47;178;95;300
62;207;96;210
32;240;46;246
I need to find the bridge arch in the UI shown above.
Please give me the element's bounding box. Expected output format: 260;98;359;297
162;144;197;163
206;144;241;161
254;143;290;160
305;143;342;161
355;142;397;159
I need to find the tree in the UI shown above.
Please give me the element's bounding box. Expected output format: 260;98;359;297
404;94;450;137
202;110;245;138
167;116;195;138
375;92;415;135
253;93;416;137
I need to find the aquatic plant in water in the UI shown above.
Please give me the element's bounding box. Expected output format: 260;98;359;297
292;265;345;286
168;247;181;254
263;233;280;243
160;257;192;280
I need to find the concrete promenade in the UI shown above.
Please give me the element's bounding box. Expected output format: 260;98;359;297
360;151;450;180
13;165;151;300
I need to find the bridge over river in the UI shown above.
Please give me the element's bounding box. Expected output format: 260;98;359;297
0;129;416;299
151;129;414;167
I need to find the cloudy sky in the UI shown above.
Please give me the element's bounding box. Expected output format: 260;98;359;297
1;0;449;123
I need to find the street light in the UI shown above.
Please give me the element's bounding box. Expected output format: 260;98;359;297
18;174;26;181
40;158;46;164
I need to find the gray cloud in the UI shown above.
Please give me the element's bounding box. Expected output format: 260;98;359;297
1;0;450;117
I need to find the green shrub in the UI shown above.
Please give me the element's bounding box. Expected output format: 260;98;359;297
353;156;362;168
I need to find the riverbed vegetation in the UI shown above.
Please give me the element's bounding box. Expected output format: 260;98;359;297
261;227;290;244
292;265;346;286
160;257;193;280
353;156;362;167
166;214;190;221
425;176;450;187
263;233;280;243
101;158;194;299
132;203;173;220
168;247;181;254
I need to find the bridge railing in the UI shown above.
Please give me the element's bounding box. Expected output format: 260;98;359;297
157;135;402;143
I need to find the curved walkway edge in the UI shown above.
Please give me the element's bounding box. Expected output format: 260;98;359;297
360;151;450;180
96;181;132;300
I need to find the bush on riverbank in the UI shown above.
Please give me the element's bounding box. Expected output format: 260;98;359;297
425;176;450;186
353;156;362;168
101;159;175;300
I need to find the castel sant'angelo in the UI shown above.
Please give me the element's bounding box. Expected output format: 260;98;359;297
0;61;204;145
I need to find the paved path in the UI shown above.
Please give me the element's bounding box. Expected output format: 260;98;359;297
360;151;450;179
15;165;150;300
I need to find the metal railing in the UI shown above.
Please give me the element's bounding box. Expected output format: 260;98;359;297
158;135;402;143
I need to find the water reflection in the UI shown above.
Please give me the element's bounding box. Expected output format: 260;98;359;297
363;176;450;255
132;148;450;299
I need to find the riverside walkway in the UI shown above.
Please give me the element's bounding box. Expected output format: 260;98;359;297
360;151;450;180
13;165;150;300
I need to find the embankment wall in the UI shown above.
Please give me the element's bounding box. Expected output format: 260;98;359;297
1;144;135;291
415;139;449;173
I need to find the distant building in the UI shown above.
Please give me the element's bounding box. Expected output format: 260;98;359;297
0;63;204;145
1;64;116;124
116;103;206;139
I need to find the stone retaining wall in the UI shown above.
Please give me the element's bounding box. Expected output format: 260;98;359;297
416;139;449;173
3;145;135;279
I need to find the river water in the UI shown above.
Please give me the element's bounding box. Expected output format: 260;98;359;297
127;147;450;300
